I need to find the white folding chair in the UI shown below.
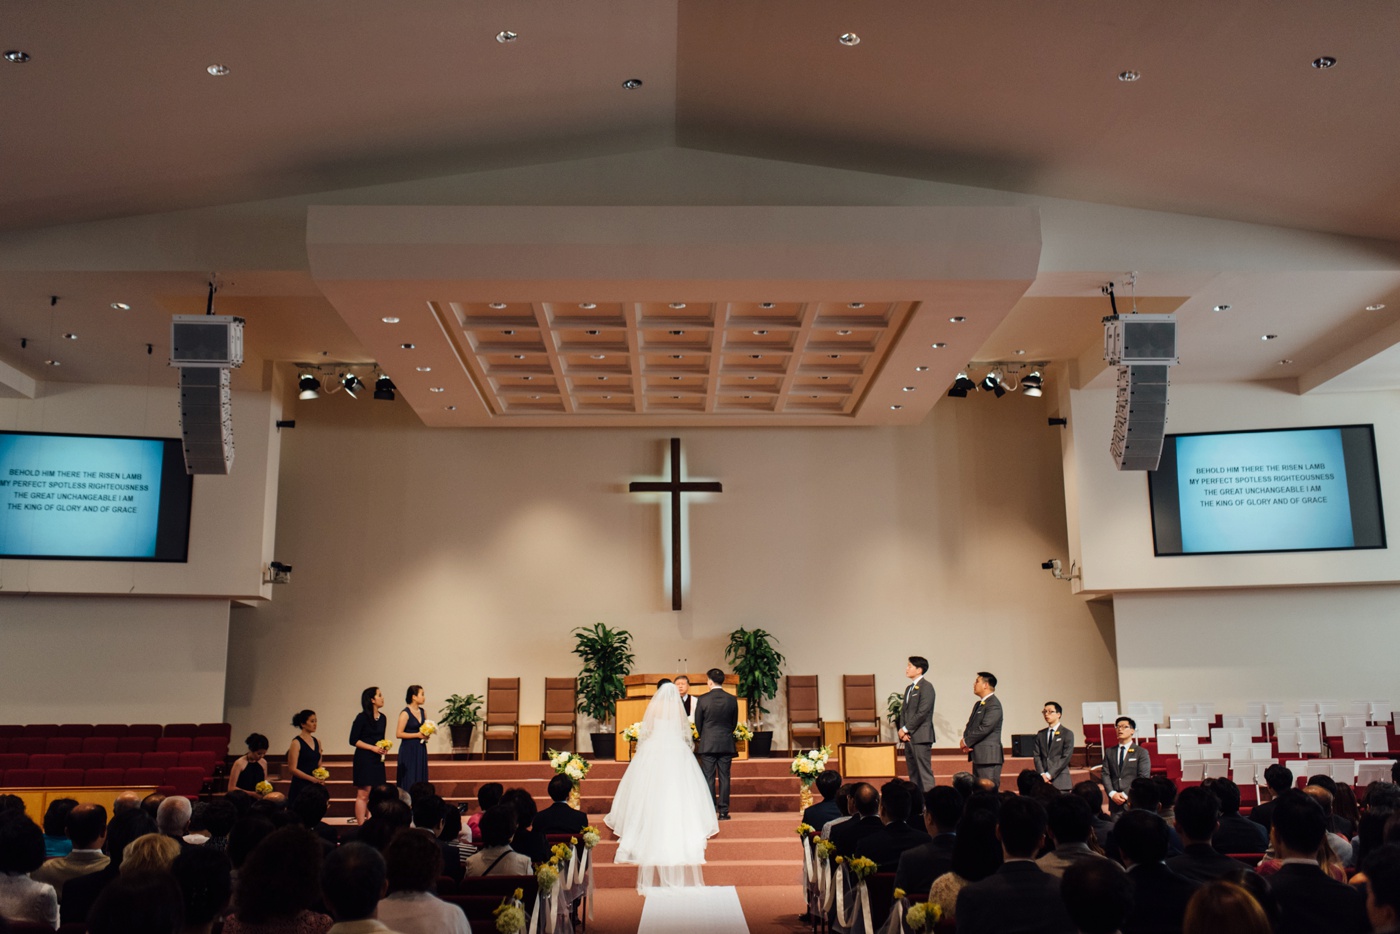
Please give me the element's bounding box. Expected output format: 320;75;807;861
1358;761;1397;785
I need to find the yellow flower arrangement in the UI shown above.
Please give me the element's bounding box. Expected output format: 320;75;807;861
550;841;574;863
493;903;525;934
905;901;943;931
580;826;601;849
846;855;878;881
733;724;754;742
796;823;815;837
789;745;833;787
547;749;590;784
535;861;559;895
418;720;437;738
513;888;523;901
311;767;329;780
254;780;273;796
621;722;641;743
690;722;700;740
815;839;837;861
375;739;393;752
893;888;906;900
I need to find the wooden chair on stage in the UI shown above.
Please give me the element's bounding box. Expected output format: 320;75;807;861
484;678;521;759
786;675;824;753
843;674;882;744
540;677;579;757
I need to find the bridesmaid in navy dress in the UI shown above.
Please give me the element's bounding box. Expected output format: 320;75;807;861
348;686;387;824
227;732;269;793
285;711;325;803
396;684;429;791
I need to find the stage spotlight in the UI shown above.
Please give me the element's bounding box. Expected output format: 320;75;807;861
297;373;321;400
373;375;396;401
1022;370;1044;397
947;371;976;398
981;368;1007;397
342;373;365;398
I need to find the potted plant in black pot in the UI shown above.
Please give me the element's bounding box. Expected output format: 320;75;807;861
439;693;484;758
725;626;785;757
572;622;635;760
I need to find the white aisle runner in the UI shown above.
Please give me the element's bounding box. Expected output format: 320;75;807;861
638;886;750;934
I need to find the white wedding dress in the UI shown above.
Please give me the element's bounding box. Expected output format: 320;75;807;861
605;682;720;891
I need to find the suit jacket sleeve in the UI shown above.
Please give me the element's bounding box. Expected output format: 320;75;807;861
963;698;1002;746
1032;733;1049;774
1134;746;1152;779
901;680;936;742
1049;727;1074;778
693;693;707;738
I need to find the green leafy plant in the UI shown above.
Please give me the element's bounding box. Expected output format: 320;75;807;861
724;627;785;728
572;622;635;729
438;693;485;726
886;692;904;723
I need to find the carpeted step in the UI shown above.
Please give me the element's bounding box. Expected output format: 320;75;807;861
593;836;796;862
595;859;800;888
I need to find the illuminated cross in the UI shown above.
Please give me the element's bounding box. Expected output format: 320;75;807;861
629;437;722;611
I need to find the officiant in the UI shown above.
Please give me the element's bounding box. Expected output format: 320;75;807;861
676;675;696;722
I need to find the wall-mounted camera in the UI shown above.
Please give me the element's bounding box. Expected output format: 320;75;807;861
1041;558;1078;582
265;561;293;585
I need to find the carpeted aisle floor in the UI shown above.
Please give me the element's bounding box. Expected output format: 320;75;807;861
586;886;810;934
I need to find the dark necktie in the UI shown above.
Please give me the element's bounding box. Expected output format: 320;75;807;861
1118;746;1126;773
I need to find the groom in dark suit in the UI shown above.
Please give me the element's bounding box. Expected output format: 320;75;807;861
694;667;739;820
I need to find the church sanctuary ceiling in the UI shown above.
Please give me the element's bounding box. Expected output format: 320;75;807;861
2;2;1399;424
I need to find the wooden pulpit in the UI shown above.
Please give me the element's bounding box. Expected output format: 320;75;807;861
615;673;748;761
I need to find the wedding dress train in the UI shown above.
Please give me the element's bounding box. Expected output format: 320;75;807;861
604;681;720;891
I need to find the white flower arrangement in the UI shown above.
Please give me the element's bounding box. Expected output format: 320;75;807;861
621;722;641;743
418;719;437;738
790;745;833;786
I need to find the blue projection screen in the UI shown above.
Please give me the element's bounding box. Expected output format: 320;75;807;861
0;431;192;561
1147;425;1386;557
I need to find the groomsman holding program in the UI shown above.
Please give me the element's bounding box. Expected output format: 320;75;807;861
898;656;936;793
960;672;1004;787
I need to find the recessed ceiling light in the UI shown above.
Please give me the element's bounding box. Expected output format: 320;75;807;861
669;302;687;309
579;302;597;310
489;302;507;310
672;376;682;381
670;330;685;336
902;386;916;392
206;64;230;76
1312;56;1337;69
590;353;606;360
746;376;757;380
401;343;415;349
847;302;864;309
381;316;400;324
949;316;966;323
915;366;928;372
1278;359;1293;365
532;395;541;400
111;302;131;311
829;354;840;359
839;33;860;46
445;405;456;411
597;376;608;381
63;333;77;340
890;405;903;410
837;329;852;336
671;354;684;360
522;375;533;381
743;395;752;400
753;329;767;336
416;366;431;372
603;395;612;400
820;375;831;380
514;354;526;360
760;302;775;309
586;329;600;336
1262;334;1278;341
45;359;60;366
4;50;31;64
496;30;518;43
673;395;680;400
502;329;515;336
429;387;445;392
1367;304;1386;311
750;354;763;360
1213;304;1231;312
1013;349;1026;356
811;395;819;399
931;342;947;349
622;78;643;89
1118;70;1141;82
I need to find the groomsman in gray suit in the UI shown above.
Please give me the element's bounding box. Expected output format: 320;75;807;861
1101;716;1151;811
1033;700;1075;792
960;672;1004;788
898;656;937;794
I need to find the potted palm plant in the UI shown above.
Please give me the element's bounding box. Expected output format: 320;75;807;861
724;627;785;757
439;693;484;758
572;622;635;760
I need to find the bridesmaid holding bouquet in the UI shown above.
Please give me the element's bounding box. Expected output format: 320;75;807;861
396;684;430;790
349;686;388;823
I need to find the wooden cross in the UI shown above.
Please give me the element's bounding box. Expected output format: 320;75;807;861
629;438;722;611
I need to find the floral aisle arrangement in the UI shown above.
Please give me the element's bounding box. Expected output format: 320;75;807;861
790;744;833;809
904;898;944;932
579;825;601;849
832;855;880;934
491;888;527;934
549;748;590;808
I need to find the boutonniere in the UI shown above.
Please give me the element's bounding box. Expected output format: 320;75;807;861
1127;747;1135;753
978;699;986;706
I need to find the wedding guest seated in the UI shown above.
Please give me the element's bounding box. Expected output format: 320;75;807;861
0;796;24;817
439;806;475;864
1073;781;1114;849
223;826;332;934
463;805;532;877
1165;787;1249;883
853;780;931;872
112;792;142;817
1037;794;1107;879
1106;780;1183;862
1307;775;1354;836
157;797;194;846
171;847;233;934
1246;764;1292;833
60;810;156;925
1200;778;1266;855
954;796;1075;934
184;801;212;846
141;793;166;823
820;783;855;839
377;828;471;934
32;803;110;899
85;869;184;934
1362;844;1400;934
896;786;963;893
202;798;238;853
1153;777;1178;825
122;833;182;875
1060;859;1133;934
902;778;926;826
535;774;589;836
288;787;337;854
830;782;883;858
468;782;504;840
952;772;977;801
1301;784;1354;867
801;770;842;832
0;811;59;930
1355;784;1400;868
1259;791;1367;934
358;799;413;853
928;810;1002;926
321;843;393;934
227;816;276;879
1182;880;1272;934
41;798;79;859
411;794;462;882
1114;809;1198;934
503;787;548;864
407;782;436;804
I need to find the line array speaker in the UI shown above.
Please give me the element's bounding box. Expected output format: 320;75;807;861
178;367;234;475
1110;364;1169;471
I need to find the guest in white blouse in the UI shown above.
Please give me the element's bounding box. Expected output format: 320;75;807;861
377;829;471;934
463;806;532;878
0;812;59;930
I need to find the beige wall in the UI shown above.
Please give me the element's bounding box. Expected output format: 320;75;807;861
223;388;1118;753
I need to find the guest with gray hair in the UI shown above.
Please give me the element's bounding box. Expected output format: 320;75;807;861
156;796;193;843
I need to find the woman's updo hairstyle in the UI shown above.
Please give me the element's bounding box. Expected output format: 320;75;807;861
291;710;315;729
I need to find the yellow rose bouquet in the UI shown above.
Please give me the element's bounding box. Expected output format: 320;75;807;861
846;855;878;882
796;822;816;837
547;749;590;786
418;720;437;738
550;841;574;864
789;745;833;787
254;780;273;796
733;724;754;742
905;901;943;932
620;722;641;743
311;767;329;780
375;739;393;761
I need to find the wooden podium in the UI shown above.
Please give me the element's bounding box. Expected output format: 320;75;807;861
615;673;748;762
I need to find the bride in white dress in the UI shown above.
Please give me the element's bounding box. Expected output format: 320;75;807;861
605;681;720;891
